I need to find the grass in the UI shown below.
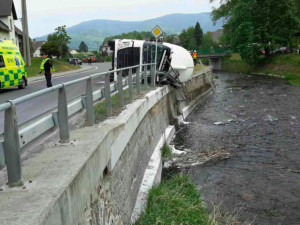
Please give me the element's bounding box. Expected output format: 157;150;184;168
27;57;80;77
222;53;300;86
161;145;173;159
94;84;151;123
134;174;212;225
194;63;208;74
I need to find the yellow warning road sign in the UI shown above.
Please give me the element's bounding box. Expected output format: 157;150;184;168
152;25;163;38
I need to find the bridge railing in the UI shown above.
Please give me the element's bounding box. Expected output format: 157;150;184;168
0;63;156;187
196;48;230;55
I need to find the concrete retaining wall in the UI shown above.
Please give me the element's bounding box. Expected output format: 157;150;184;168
0;68;213;225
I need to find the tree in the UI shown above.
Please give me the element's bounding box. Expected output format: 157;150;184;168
201;32;219;50
295;0;300;18
79;41;88;52
179;27;196;50
211;0;300;64
40;41;60;58
194;22;203;47
46;25;71;58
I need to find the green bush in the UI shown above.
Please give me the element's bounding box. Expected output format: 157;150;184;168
104;56;112;62
135;175;211;225
161;145;172;159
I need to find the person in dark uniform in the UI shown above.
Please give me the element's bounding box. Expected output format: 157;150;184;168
39;53;53;88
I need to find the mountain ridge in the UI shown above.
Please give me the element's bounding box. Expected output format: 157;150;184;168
36;12;223;50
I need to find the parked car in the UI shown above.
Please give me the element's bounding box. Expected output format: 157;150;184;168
83;55;97;63
275;47;290;54
69;58;82;65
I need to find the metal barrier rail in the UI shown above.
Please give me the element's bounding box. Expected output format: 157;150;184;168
0;63;156;187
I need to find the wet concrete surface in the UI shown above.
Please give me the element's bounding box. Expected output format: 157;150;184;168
171;73;300;224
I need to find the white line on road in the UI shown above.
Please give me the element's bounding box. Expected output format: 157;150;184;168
30;66;99;84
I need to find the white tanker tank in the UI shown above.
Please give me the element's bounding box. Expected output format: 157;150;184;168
162;43;194;82
108;39;195;83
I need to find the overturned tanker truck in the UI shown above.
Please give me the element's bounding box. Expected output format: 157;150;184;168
108;39;194;87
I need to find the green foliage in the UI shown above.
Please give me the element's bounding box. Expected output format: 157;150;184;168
223;53;300;86
102;31;153;45
104;56;112;62
42;25;71;58
134;174;211;225
79;41;88;52
165;35;176;44
201;32;219;50
40;41;60;58
161;145;172;159
295;0;300;18
194;22;203;46
211;0;300;64
285;74;300;86
179;26;196;49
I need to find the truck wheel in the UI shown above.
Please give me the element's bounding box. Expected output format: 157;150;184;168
18;77;26;89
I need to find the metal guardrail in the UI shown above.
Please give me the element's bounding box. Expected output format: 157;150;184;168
197;48;231;55
0;63;156;187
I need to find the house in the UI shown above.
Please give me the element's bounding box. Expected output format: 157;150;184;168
69;49;79;55
32;39;45;57
101;44;113;56
14;26;23;51
0;0;18;45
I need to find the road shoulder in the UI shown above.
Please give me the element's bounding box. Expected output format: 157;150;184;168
28;65;97;83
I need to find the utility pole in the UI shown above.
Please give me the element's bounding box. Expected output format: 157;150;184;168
21;0;31;66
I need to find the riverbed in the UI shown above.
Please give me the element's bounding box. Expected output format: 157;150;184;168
171;73;300;224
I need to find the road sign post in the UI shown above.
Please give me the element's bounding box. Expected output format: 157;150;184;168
151;25;163;83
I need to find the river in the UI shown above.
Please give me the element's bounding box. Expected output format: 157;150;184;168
170;73;300;224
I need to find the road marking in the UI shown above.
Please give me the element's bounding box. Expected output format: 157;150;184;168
30;66;99;84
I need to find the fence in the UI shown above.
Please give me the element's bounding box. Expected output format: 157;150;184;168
197;48;230;55
0;63;156;187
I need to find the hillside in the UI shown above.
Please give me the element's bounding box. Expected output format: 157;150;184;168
36;13;223;50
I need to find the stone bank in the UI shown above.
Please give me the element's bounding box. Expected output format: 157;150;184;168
0;68;214;225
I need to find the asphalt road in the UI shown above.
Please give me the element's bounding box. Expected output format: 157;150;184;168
0;62;112;130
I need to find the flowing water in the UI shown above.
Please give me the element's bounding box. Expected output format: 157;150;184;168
170;73;300;225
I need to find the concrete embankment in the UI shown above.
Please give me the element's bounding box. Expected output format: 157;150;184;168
0;68;213;225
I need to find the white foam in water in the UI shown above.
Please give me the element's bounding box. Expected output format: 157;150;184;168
171;145;187;156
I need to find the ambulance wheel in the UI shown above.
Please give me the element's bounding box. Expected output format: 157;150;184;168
18;77;26;89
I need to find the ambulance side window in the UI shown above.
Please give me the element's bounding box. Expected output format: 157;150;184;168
0;55;5;68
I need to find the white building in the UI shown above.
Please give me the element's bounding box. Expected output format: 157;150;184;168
32;40;45;57
0;0;18;46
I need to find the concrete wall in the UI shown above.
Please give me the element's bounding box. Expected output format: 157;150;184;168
209;58;222;71
0;68;213;225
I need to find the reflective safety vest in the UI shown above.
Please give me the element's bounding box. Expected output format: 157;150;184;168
40;58;49;70
40;58;55;72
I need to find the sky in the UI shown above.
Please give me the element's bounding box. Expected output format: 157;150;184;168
13;0;220;38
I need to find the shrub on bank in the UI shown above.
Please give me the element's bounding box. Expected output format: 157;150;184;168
134;175;211;225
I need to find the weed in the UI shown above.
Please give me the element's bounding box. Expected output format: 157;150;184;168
161;145;172;159
134;175;212;225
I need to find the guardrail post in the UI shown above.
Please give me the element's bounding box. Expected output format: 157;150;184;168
143;65;148;91
86;77;94;126
117;71;124;108
58;85;70;143
128;68;133;101
150;64;155;87
136;66;141;95
4;101;22;187
105;72;112;117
